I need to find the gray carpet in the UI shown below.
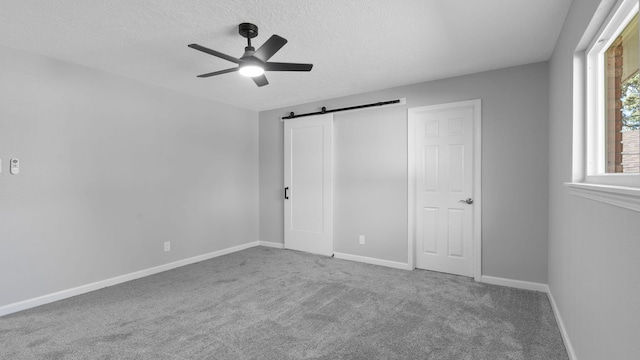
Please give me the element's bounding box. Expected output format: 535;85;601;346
0;247;568;359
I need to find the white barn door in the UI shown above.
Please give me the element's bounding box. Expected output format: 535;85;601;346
284;114;333;256
409;100;481;278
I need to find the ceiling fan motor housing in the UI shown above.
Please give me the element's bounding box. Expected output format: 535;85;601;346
239;23;259;39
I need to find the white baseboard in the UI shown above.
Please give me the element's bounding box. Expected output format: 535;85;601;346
257;240;284;249
0;241;260;317
547;288;577;360
480;275;549;293
332;252;412;270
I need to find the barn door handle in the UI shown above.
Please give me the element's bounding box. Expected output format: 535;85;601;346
284;187;289;200
459;198;473;204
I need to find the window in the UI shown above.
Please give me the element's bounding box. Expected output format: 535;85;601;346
567;0;640;212
586;0;640;186
604;13;639;174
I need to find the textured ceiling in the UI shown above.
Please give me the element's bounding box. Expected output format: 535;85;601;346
0;0;572;112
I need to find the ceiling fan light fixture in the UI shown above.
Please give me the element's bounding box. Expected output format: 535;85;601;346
239;64;264;77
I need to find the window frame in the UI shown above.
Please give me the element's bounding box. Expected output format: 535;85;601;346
585;0;639;185
567;0;640;212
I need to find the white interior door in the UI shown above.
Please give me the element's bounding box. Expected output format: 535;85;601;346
284;114;333;256
409;100;481;278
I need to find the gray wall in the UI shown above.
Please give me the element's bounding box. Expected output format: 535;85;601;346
0;46;258;307
333;106;408;262
259;62;550;283
548;0;640;358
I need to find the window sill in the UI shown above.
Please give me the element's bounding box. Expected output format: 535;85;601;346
564;182;640;212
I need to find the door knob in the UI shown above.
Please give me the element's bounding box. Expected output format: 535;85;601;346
459;198;473;205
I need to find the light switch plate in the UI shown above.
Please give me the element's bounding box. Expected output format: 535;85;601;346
10;158;19;175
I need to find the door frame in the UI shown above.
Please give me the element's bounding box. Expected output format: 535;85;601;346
407;99;482;281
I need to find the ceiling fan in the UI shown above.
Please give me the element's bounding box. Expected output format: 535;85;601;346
188;23;313;87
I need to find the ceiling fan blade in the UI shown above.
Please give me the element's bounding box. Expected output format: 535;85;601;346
196;67;238;78
252;74;269;87
264;62;313;72
188;44;240;64
253;35;287;62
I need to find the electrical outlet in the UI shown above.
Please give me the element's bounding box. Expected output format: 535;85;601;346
359;235;365;245
164;241;170;252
